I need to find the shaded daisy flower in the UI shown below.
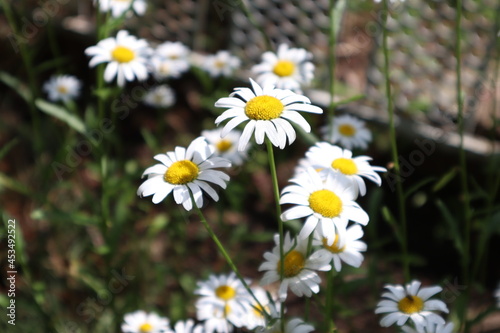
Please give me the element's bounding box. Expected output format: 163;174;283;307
252;43;314;93
168;319;204;333
154;41;190;73
401;322;455;333
313;224;367;272
201;128;248;166
322;114;372;150
203;50;240;78
196;301;246;333
195;272;252;312
305;142;386;196
375;280;449;329
137;137;230;210
121;310;170;333
143;84;176;108
85;30;150;87
259;232;331;301
495;283;500;308
280;167;369;242
150;57;186;80
256;317;314;333
215;79;322;151
94;0;146;18
242;287;279;330
43;74;82;102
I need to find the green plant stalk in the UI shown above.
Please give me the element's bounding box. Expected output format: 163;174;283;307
327;0;337;139
236;0;272;50
1;0;42;155
382;0;409;282
265;138;285;332
325;268;337;332
190;191;270;319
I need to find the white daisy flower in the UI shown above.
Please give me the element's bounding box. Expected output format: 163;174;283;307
305;142;386;196
121;310;171;333
214;79;323;151
322;114;372;150
85;30;150;87
43;74;82;102
313;224;367;272
154;41;190;72
201;129;248;166
401;322;455;333
202;50;240;78
375;280;449;329
242;287;279;330
280;167;369;242
252;43;314;93
150;57;186;80
168;319;204;333
195;272;252;313
256;317;315;333
196;301;247;333
143;84;176;108
137;137;231;210
189;51;208;68
94;0;146;18
258;232;331;301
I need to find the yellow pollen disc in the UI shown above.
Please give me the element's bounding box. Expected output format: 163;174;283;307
322;236;345;253
331;158;358;175
397;295;424;314
214;60;225;69
215;285;236;301
308;189;343;218
273;60;295;77
252;304;268;318
139;323;153;333
338;124;356;137
245;95;284;120
278;250;305;278
216;139;233;152
164;160;199;185
57;85;68;94
111;46;135;63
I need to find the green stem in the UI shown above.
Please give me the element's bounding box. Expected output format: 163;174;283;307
327;0;337;139
455;1;472;331
325;268;336;332
190;191;270;319
265;138;285;332
1;0;42;155
382;0;409;282
236;0;272;50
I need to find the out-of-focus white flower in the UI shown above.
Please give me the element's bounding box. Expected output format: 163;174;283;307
322;114;372;150
143;85;176;108
121;310;170;333
203;51;240;78
43;75;82;102
201;128;248;166
94;0;147;18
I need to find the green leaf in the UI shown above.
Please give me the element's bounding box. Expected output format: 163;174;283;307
35;99;86;134
405;176;435;200
381;206;402;245
432;167;458;192
0;172;30;195
0;71;31;102
0;138;19;161
435;199;464;255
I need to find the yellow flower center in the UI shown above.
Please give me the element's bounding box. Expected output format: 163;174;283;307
164;160;199;185
308;189;343;218
273;60;295;77
245;95;284;120
338;124;356;137
215;285;236;301
331;158;358;175
397;295;424;314
278;250;305;278
159;63;170;74
322;235;345;253
57;85;68;94
252;304;268;318
139;323;153;333
223;304;231;317
214;60;226;69
216;139;233;152
111;46;135;63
